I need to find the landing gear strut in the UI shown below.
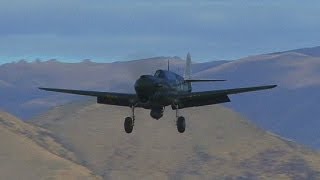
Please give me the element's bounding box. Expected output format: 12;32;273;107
124;106;135;133
175;106;186;133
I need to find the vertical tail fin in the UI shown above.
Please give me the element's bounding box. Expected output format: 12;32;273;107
184;52;192;80
184;53;192;92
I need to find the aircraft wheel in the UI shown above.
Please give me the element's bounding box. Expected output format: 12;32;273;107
176;116;186;133
124;117;134;133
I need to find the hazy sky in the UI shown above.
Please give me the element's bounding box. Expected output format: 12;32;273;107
0;0;320;63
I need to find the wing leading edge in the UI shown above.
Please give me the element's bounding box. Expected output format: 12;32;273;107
173;85;277;109
40;84;276;108
39;87;137;107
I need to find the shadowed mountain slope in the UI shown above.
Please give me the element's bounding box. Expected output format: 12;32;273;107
31;101;320;179
0;111;101;179
192;51;320;148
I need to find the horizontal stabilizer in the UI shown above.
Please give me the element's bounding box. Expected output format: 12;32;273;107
185;79;226;82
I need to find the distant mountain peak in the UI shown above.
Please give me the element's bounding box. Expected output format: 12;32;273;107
16;59;28;64
81;59;93;64
270;46;320;57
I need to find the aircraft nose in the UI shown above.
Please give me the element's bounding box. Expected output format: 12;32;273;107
134;75;156;102
135;75;155;91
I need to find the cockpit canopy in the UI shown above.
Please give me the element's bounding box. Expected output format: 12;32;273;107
154;70;166;78
154;70;183;81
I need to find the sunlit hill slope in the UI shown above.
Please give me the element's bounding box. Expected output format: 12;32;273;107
0;111;101;179
31;101;320;179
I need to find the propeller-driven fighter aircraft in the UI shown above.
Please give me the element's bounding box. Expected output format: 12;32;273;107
39;53;276;133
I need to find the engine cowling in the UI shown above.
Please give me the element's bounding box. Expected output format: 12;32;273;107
150;108;164;120
138;96;149;103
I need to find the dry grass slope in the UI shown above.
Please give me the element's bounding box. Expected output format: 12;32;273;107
31;101;320;180
0;111;101;180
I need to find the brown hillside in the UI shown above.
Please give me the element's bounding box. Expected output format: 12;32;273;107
0;111;101;180
31;102;320;179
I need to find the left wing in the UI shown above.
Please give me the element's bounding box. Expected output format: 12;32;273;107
172;85;277;109
39;87;138;107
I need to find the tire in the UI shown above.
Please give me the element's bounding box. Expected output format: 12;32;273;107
177;116;186;133
124;117;133;133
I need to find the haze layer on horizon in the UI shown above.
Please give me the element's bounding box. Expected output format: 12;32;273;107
1;0;320;63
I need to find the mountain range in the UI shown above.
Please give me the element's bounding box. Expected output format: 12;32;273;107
0;46;320;149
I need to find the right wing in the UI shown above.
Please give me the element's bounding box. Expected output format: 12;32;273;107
39;87;138;107
173;85;277;109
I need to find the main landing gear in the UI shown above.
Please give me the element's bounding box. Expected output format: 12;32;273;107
124;106;135;133
175;107;186;133
124;105;186;133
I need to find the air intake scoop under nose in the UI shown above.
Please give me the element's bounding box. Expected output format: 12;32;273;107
140;75;153;79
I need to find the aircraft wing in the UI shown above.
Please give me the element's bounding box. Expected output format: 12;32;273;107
39;87;138;107
173;85;277;109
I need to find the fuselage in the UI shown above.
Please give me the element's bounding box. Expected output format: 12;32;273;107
134;70;191;119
